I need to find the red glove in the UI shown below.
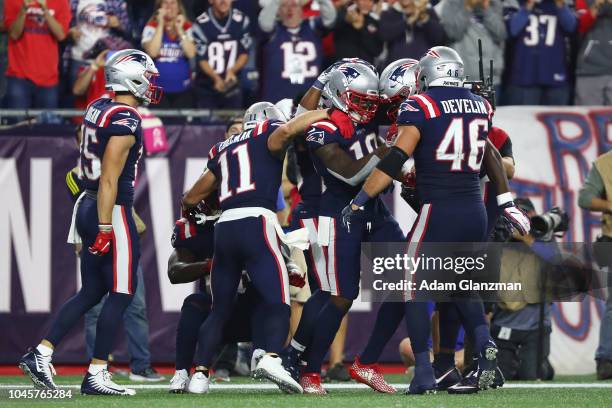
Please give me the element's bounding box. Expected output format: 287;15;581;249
402;167;416;189
385;123;398;146
289;271;306;288
328;108;354;139
89;224;113;256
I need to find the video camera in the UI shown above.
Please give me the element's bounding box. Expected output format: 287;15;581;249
530;207;569;239
463;39;496;110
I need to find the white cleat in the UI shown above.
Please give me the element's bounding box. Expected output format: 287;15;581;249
250;348;266;374
252;354;303;394
187;371;210;394
169;369;190;394
81;370;136;396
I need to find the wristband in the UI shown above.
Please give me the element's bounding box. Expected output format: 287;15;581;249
353;189;371;209
496;192;514;207
98;223;113;232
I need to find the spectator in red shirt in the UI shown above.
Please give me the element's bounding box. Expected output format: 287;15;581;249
72;48;109;117
4;0;70;109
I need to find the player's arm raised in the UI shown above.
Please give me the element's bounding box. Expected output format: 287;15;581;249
267;109;332;157
483;139;530;235
168;248;211;284
183;169;218;208
89;135;135;256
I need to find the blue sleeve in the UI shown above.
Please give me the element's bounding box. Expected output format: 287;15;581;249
396;98;426;129
507;7;531;38
104;108;141;136
276;188;286;211
304;121;341;152
557;6;577;33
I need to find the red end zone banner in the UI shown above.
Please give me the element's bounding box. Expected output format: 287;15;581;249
0;107;610;374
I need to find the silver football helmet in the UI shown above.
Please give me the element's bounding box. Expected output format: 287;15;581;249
243;101;285;130
324;62;379;123
379;58;418;120
416;46;465;93
105;49;162;104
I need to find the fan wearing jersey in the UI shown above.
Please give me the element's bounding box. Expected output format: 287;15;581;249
181;102;351;394
19;49;162;396
192;0;251;108
258;0;336;103
342;47;530;394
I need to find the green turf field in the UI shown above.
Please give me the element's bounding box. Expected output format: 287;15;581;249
1;374;610;408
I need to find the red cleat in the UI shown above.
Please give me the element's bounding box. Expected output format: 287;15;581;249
299;373;327;395
349;357;397;394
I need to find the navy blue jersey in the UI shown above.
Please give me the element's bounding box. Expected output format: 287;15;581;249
207;120;284;211
294;136;323;210
506;1;576;86
305;119;380;215
262;20;323;103
79;98;143;206
397;87;493;202
192;8;251;82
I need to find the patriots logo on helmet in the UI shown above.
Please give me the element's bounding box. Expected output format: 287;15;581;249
115;52;149;65
425;49;441;58
338;66;361;84
389;62;416;86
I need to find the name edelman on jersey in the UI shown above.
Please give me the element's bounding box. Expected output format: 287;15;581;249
439;99;488;115
85;107;102;124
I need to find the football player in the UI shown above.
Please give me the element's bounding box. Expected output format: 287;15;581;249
348;58;420;394
287;62;414;395
19;49;162;396
181;102;351;394
341;46;530;394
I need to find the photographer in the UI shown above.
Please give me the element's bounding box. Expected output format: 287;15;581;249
491;198;565;381
578;150;612;380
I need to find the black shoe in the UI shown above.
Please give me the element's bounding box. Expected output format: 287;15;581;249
491;366;505;388
81;370;135;395
447;371;479;394
19;348;57;390
477;340;498;390
596;359;612;380
129;367;164;382
324;363;351;382
280;349;300;382
405;366;437;395
434;366;462;391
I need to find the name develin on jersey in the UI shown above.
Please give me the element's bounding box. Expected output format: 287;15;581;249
439;99;488;115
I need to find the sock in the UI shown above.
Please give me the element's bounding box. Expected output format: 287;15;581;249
413;351;434;382
454;301;489;354
92;293;134;360
292;290;330;350
36;344;54;357
433;353;455;371
403;302;431;355
88;363;107;375
305;300;347;374
434;303;461;371
176;294;210;371
360;301;404;364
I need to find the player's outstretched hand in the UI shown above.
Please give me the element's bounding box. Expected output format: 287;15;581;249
89;224;113;256
500;202;531;236
341;201;362;233
328;108;354;139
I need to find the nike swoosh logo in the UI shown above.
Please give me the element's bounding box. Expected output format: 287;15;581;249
118;112;131;116
436;369;454;384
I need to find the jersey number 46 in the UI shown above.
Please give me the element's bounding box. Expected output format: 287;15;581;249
436;118;488;172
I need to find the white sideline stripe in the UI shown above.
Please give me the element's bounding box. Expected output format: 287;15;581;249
1;383;612;390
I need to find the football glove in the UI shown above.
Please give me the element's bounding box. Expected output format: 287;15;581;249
341;200;364;233
89;224;113;256
328;108;354;139
286;260;306;288
313;58;361;90
500;201;531;236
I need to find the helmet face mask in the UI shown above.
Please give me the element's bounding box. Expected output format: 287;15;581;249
325;62;380;124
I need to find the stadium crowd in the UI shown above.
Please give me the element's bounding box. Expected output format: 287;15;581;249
1;0;611;112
